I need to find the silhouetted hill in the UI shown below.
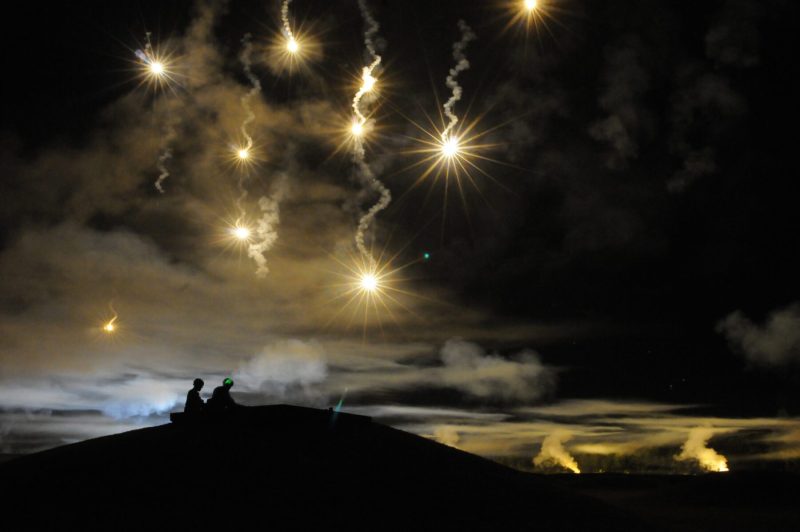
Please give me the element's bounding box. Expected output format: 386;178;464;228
0;405;642;531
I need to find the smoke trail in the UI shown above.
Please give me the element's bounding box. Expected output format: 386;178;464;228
352;0;382;126
533;430;581;473
441;20;477;142
281;0;295;42
675;427;730;472
352;0;389;267
154;113;178;193
236;33;261;211
248;175;289;278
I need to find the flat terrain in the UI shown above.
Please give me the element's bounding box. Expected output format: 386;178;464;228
553;472;800;532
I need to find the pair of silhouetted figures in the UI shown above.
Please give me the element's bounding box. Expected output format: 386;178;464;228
184;377;238;414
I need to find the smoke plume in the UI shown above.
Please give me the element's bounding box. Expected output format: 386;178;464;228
248;175;289;278
675;426;729;472
716;303;800;365
533;430;580;473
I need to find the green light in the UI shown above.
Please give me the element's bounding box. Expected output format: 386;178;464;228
223;378;233;386
423;252;431;260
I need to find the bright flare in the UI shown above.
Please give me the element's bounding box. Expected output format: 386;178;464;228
351;120;364;137
231;226;251;241
287;37;299;54
360;273;378;292
149;61;165;76
525;0;538;11
237;148;250;160
102;315;117;334
441;136;459;158
362;73;377;93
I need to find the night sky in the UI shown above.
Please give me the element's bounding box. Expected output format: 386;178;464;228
1;0;799;473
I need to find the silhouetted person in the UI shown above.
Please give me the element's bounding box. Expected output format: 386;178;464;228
184;378;205;414
206;377;237;412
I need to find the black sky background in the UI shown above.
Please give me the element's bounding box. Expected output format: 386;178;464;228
1;0;799;455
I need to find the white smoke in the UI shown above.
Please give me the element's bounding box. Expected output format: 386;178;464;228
248;175;289;278
533;430;581;473
238;32;261;154
154;111;179;193
675;426;729;472
235;339;327;398
352;0;389;267
442;19;477;141
716;303;800;365
439;338;555;401
281;0;295;41
236;33;261;209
